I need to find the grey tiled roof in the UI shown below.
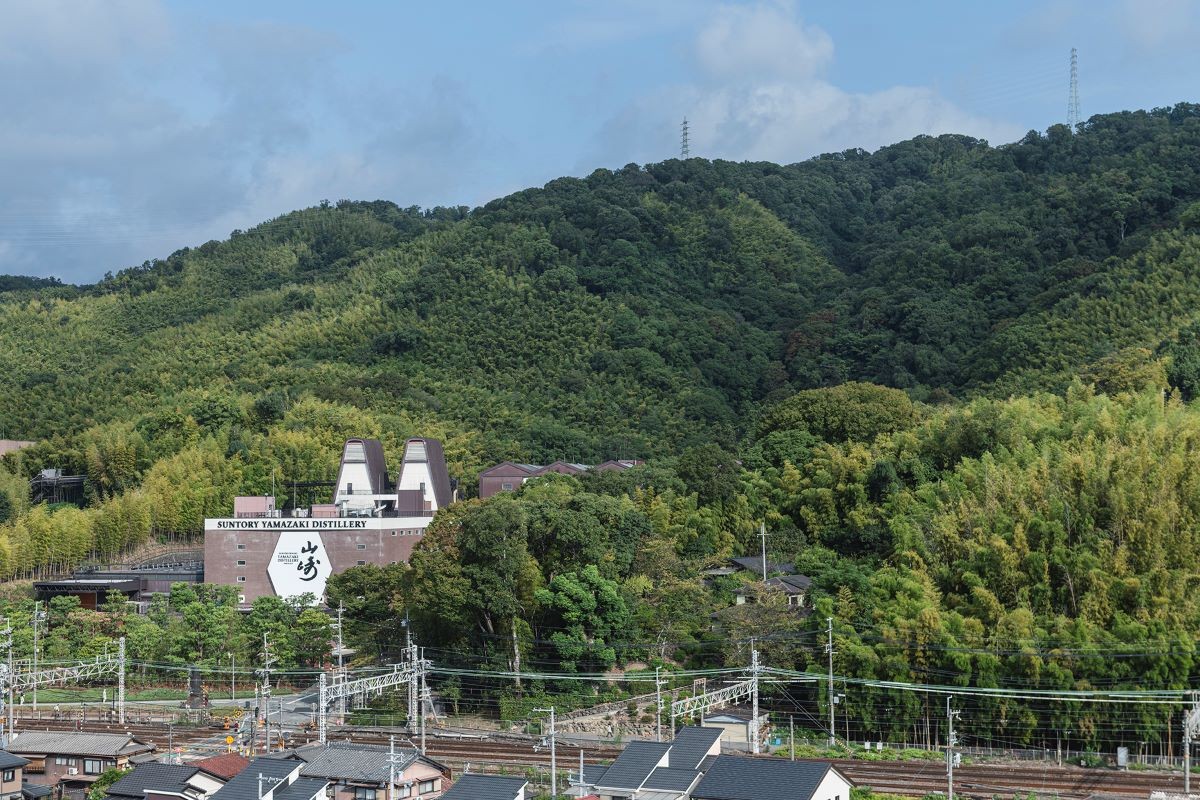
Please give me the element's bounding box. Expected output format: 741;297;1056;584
7;732;153;758
22;786;52;800
730;557;795;575
644;767;699;792
667;726;722;770
209;758;300;800
295;742;424;783
440;774;527;800
273;777;328;800
107;763;199;798
593;741;670;791
0;751;29;770
692;756;847;800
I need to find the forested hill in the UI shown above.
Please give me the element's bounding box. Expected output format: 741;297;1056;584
6;106;1200;458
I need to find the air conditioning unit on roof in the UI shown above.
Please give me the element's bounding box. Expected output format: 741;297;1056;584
67;768;78;776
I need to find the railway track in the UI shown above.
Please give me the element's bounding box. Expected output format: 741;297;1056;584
828;757;1188;800
12;718;1190;798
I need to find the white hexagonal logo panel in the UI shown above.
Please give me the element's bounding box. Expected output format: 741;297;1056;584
268;531;331;604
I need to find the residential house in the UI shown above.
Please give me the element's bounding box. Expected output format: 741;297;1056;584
690;756;853;800
703;557;797;580
0;752;29;800
102;762;225;800
188;756;249;783
293;742;450;800
591;727;721;800
733;574;811;609
477;460;642;499
206;757;306;800
439;775;527;800
7;732;155;791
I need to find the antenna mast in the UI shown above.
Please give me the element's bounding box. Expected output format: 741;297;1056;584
1068;47;1080;130
680;118;690;158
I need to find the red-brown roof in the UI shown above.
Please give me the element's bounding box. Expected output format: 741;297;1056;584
192;753;251;780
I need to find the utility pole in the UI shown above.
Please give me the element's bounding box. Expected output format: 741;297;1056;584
826;617;835;747
31;602;44;711
535;706;557;799
406;625;418;731
790;715;795;761
0;618;11;744
419;647;427;755
117;636;126;725
749;644;761;755
317;672;327;745
946;697;961;800
231;653;236;703
759;521;768;580
1184;692;1200;796
388;735;404;800
257;633;275;754
335;602;346;724
655;667;664;742
3;617;13;740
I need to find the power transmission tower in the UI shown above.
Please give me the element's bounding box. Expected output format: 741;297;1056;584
680;118;690;158
946;697;961;800
1068;47;1081;129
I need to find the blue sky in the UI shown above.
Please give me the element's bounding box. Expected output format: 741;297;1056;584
3;0;1199;282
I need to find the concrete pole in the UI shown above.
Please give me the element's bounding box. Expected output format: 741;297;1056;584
826;617;835;747
117;636;126;725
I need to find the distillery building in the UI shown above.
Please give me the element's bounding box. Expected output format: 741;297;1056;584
204;437;454;607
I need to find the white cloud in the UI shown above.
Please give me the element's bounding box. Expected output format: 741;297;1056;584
593;2;1021;168
694;2;833;83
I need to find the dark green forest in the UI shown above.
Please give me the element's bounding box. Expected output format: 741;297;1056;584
5;105;1200;752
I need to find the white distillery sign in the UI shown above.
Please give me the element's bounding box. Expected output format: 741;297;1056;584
210;518;369;530
267;532;332;604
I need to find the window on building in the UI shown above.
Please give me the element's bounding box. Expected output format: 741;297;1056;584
501;483;514;491
3;770;14;782
236;544;246;551
394;785;410;798
356;544;366;550
356;560;366;566
237;560;246;566
237;576;246;583
54;758;72;766
238;595;246;604
83;759;106;775
391;531;397;536
344;441;366;463
418;780;436;794
352;789;376;800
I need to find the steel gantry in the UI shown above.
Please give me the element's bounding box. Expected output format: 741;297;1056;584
1;636;125;740
317;644;431;745
669;647;763;753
